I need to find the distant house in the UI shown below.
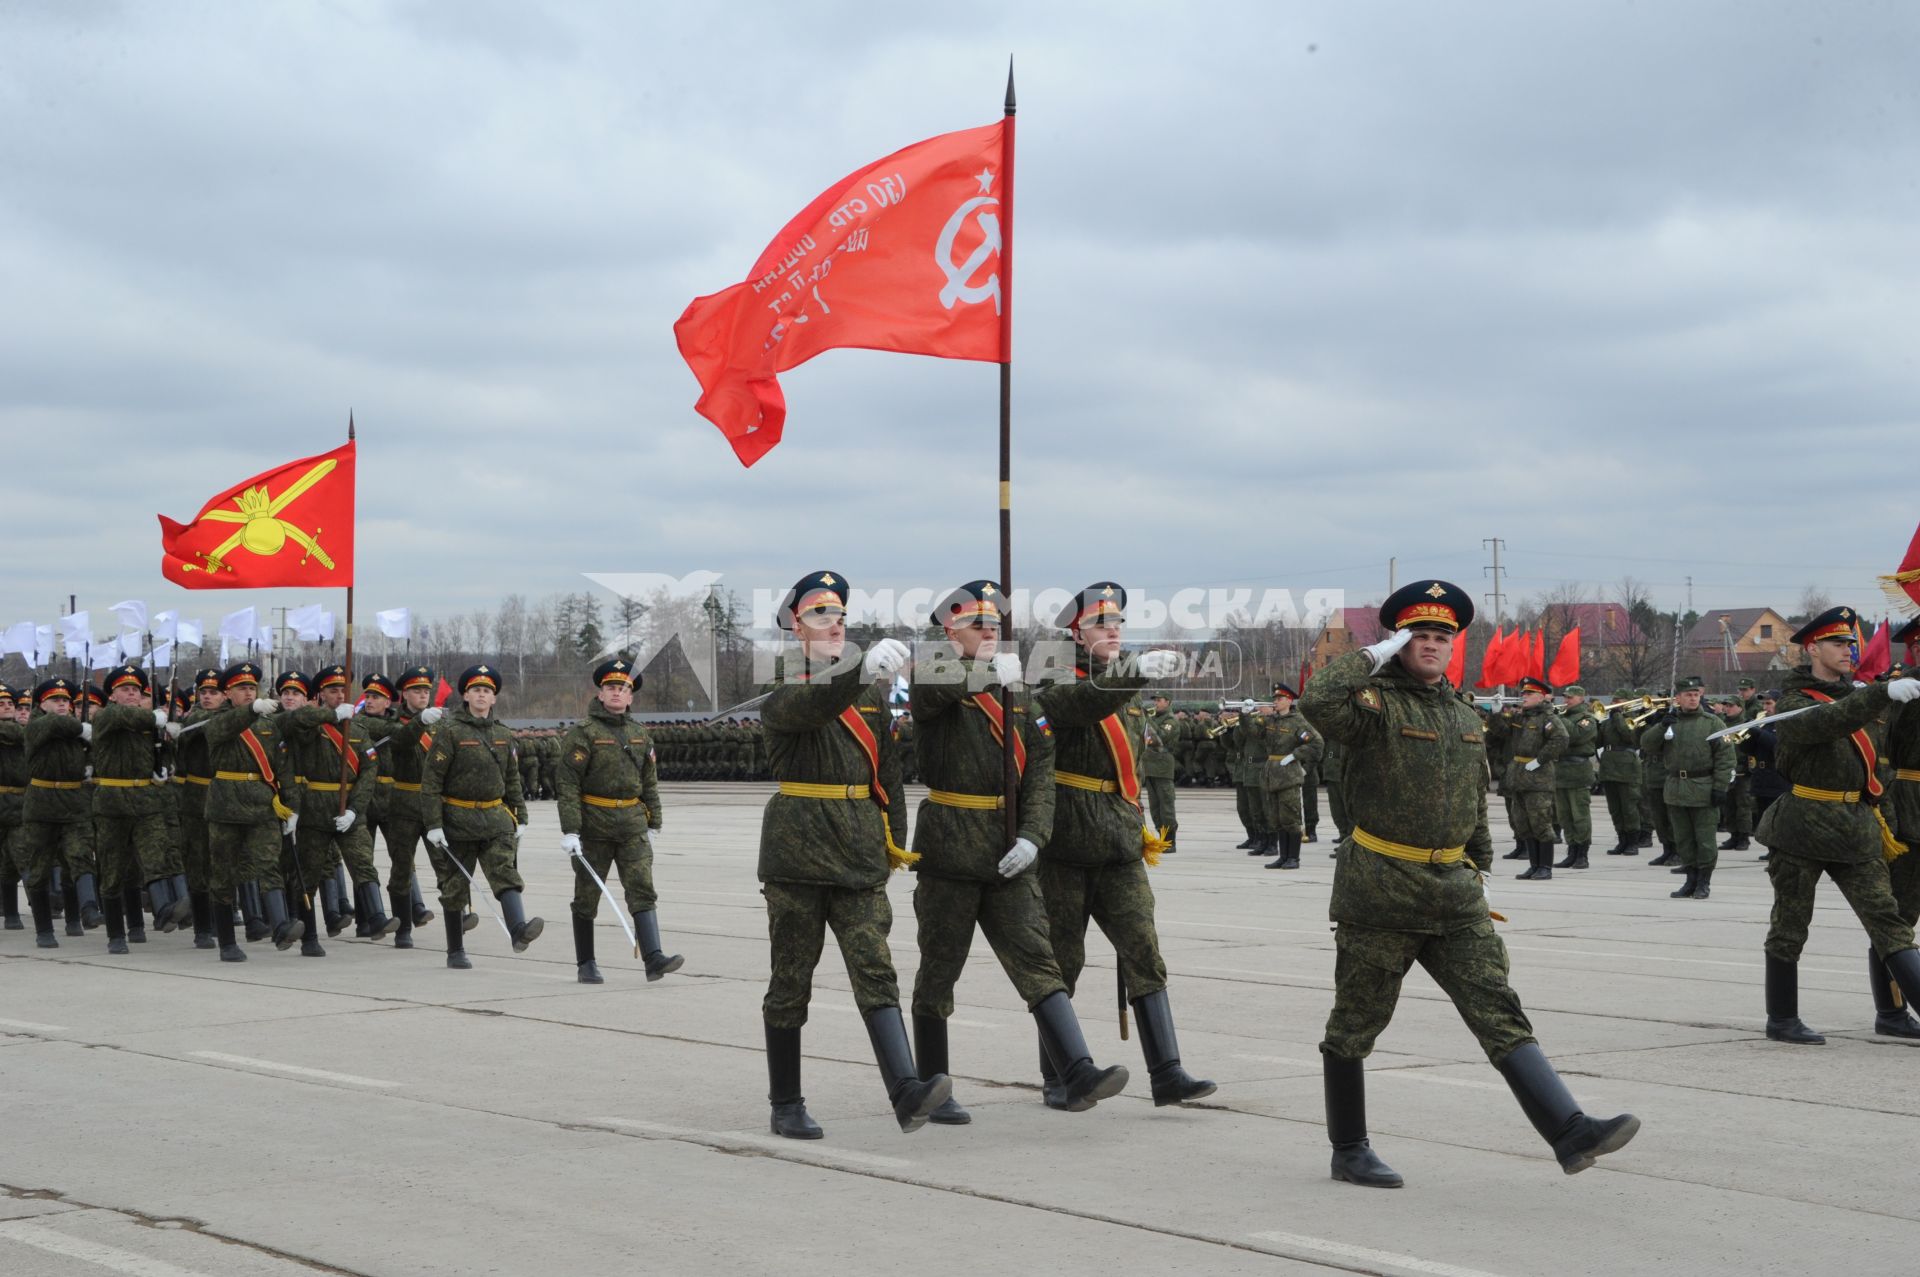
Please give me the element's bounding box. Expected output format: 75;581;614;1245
1539;602;1647;651
1310;607;1387;669
1685;607;1794;673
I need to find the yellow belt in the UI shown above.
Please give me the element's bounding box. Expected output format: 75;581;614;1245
583;794;641;809
927;789;1004;810
377;776;396;784
1353;826;1468;865
1055;771;1119;794
1896;769;1920;783
778;782;870;800
1791;784;1861;804
1512;756;1535;764
301;780;344;792
1266;754;1294;761
444;797;504;810
29;779;83;790
94;777;151;788
182;775;211;786
214;771;263;782
0;785;23;794
392;781;422;792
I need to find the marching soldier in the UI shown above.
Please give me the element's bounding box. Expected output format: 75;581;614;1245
756;570;949;1140
1261;682;1323;871
200;663;302;960
1596;689;1644;856
0;686;27;930
1640;677;1734;900
359;670;438;948
1504;677;1567;881
1550;686;1599;869
1761;608;1920;1044
282;664;397;948
908;581;1128;1122
22;678;103;947
171;669;224;950
556;658;683;984
1035;582;1214;1106
1301;580;1638;1187
1881;618;1920;1036
1142;691;1180;851
421;665;542;968
1720;676;1761;850
91;665;191;954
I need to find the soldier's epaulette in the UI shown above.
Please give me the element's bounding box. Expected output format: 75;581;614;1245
1354;685;1384;713
1126;706;1142;716
858;705;880;714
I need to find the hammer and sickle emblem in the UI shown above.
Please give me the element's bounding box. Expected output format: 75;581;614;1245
935;196;1002;314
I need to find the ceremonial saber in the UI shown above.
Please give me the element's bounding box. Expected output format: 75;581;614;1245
570;847;640;959
1706;706;1807;741
445;852;513;942
1117;966;1129;1040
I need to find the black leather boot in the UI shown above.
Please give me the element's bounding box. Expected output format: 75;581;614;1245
1690;866;1713;900
410;879;434;925
334;863;356;932
30;883;57;948
1503;840;1528;860
1878;950;1920;1040
74;872;103;930
444;910;472;969
1247;834;1270;856
298;890;326;957
1867;949;1920;1038
1033;991;1129;1111
1131;989;1216;1105
500;890;543;952
865;1006;951;1133
1;877;20;929
1496;1042;1640;1174
265;887;303;951
766;1023;822;1139
912;1013;971;1124
1532;843;1554;881
1281;831;1301;870
1555;842;1589;870
1669;868;1698;898
354;880;401;940
62;877;84;936
390;889;414;949
1617;833;1640;856
1515;840;1541;880
320;875;350;938
635;910;683;980
1325;1053;1403;1187
190;890;216;949
573;913;603;984
216;900;247;962
1038;1037;1070;1110
1235;835;1258;850
103;892;130;955
1638;829;1654;848
240;882;270;942
1648;844;1677;866
123;885;147;942
1764;955;1825;1043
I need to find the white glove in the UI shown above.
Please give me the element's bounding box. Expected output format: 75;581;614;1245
990;651;1023;689
153;709;170;730
80;723;92;743
1664;725;1675;742
560;832;582;856
1240;699;1258;713
334;703;355;722
997;837;1038;878
84;765;93;780
420;707;444;725
1483;879;1495;911
283;813;299;837
164;720;184;740
333;811;356;833
153;769;169;783
1360;627;1413;671
513;824;525;843
1279;754;1296;766
862;638;911;680
253;698;277;716
1523;759;1540;772
1137;649;1184;680
1890;678;1920;704
425;828;449;850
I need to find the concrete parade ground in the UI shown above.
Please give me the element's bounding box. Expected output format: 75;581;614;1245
2;782;1916;1277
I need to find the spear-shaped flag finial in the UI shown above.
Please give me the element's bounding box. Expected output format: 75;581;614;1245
1005;56;1016;115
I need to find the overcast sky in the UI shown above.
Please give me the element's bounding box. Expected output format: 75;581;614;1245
3;0;1916;646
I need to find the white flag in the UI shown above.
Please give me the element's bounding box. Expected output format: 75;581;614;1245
288;604;334;642
34;624;54;668
90;641;117;670
147;641;175;669
152;610;179;644
177;618;204;648
56;612;91;652
2;621;33;657
218;608;256;643
255;625;274;651
376;607;412;640
110;599;147;632
118;633;144;661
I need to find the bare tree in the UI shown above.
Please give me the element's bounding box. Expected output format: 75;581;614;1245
468;609;493;662
496;595;529;684
1792;585;1832;626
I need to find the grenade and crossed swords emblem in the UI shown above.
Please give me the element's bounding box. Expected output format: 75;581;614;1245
182;457;337;574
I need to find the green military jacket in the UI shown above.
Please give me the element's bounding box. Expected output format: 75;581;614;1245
1766;669;1893;864
1319;734;1346;784
1887;700;1920;843
282;704;378;822
355;710;402;823
24;711;90;824
1553;705;1600;788
1142;705;1179;780
203;703;289;825
758;662;905;889
173;706;215;817
0;720;25;828
557;701;662;842
1502;706;1567;794
1034;660;1152;868
1300;651;1493;935
1639;706;1732;808
1229;712;1271;786
88;703;163;818
420;709;526;840
1260;710;1322;791
908;655;1054;882
1594;709;1642;784
374;711;433;825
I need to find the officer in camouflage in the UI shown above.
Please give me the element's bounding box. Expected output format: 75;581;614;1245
1261;682;1322;871
282;664;398;949
908;580;1128;1123
22;678;105;946
756;570;949;1140
557;657;683;985
201;663;303;960
1505;677;1568;881
1640;676;1734;899
1036;582;1215;1107
89;665;191;954
170;669;226;948
1760;607;1920;1044
1142;691;1180;852
1302;579;1638;1188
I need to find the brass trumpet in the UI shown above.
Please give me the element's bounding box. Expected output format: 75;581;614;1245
1590;695;1654;717
1626;697;1675;728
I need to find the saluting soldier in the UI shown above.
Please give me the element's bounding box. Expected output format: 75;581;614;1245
1550;686;1599;869
282;663;397;948
1504;677;1567;881
1301;580;1638;1188
22;678;104;946
421;665;542;968
756;570;949;1140
1035;582;1214;1106
1596;689;1645;856
1639;677;1734;900
1261;682;1323;871
1761;608;1920;1044
1142;691;1180;851
0;686;28;930
90;665;191;953
201;663;302;960
908;580;1128;1122
557;658;683;984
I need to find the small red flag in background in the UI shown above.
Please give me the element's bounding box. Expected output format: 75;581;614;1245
159;441;355;589
433;678;453;709
676;121;1010;466
1855;620;1891;681
1878;519;1920;616
1547;627;1581;687
1476;626;1506;689
1526;629;1546;682
1445;629;1468;688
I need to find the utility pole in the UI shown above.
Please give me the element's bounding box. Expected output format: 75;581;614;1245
1388;557;1396;594
1482;537;1507;626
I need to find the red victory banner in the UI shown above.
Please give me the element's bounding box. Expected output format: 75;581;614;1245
1880;518;1920;616
159;440;356;589
676;120;1010;466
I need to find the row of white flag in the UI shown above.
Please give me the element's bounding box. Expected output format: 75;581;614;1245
0;604;416;670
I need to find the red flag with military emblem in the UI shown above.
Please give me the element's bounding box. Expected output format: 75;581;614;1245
159;441;355;589
1880;519;1920;616
675;121;1010;466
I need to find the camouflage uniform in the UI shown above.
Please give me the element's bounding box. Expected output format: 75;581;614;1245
1321;736;1353;841
1142;699;1180;845
1639;697;1733;884
23;708;97;891
420;707;529;914
281;703;380;904
0;704;25;923
1595;702;1644;853
1259;709;1322;838
1502;703;1567;846
88;696;183;936
1550;699;1598;856
557;700;663;919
